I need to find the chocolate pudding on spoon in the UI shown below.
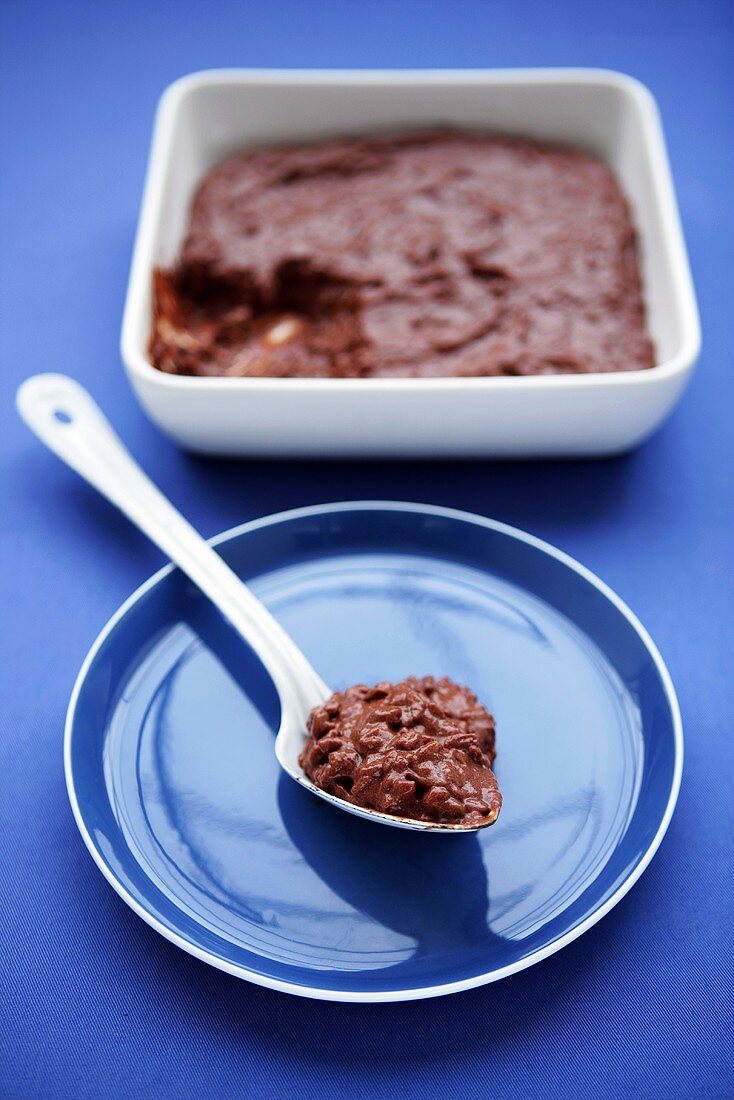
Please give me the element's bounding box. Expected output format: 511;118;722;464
301;677;501;828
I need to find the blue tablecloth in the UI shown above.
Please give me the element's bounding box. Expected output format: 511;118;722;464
2;1;732;1097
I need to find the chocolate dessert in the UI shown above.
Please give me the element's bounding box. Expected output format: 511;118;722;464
150;129;653;379
299;676;501;828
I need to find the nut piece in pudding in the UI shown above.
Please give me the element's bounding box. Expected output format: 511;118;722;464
299;676;501;828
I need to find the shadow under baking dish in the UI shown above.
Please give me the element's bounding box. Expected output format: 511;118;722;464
66;503;680;1001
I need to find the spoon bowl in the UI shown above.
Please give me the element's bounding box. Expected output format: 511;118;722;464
16;374;489;833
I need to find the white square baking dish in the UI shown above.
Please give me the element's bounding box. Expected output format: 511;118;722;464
121;69;700;458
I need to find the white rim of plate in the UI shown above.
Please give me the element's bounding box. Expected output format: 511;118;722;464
64;501;683;1003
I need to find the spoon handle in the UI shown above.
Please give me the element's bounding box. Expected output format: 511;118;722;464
16;374;329;708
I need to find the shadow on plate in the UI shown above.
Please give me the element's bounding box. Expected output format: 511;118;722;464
277;773;504;967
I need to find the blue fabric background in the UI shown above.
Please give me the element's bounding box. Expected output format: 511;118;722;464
1;1;732;1097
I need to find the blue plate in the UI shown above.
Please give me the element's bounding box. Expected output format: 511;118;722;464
66;503;681;1002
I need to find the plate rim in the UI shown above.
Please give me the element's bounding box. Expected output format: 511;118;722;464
64;500;683;1002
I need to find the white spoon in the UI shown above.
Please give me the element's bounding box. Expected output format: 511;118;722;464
17;374;487;833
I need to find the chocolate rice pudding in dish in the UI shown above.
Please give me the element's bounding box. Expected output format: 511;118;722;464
150;129;653;380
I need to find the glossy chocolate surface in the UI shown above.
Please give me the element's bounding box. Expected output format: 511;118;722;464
300;676;501;827
150;129;653;379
